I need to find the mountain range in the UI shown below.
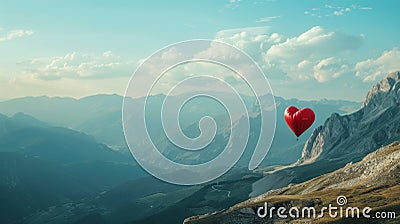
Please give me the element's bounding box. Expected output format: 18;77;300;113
1;72;398;223
0;93;360;165
0;113;147;223
0;93;359;224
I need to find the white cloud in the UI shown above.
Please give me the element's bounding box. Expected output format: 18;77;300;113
0;28;34;42
263;26;361;81
209;26;362;82
19;51;134;80
102;50;120;59
134;25;374;87
297;60;311;69
266;26;363;60
194;41;242;61
256;16;280;23
333;7;351;16
215;26;284;62
215;26;270;40
305;4;372;17
354;48;400;82
313;57;348;82
161;47;184;61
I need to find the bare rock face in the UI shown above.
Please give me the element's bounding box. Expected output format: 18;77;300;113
364;71;400;110
298;71;400;164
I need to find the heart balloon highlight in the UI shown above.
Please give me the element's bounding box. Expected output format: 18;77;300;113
284;106;315;138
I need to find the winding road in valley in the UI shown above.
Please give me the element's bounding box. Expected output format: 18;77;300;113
211;185;231;198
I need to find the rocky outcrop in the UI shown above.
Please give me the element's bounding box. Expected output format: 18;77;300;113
364;71;400;109
298;71;400;164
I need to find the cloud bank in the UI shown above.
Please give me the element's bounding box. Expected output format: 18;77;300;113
355;48;400;82
19;51;134;80
0;28;34;42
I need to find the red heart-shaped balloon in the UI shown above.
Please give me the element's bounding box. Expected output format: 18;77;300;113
284;106;315;137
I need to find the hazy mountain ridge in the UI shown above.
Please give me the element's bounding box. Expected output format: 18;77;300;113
0;111;258;224
0;112;124;164
0;94;125;148
0;94;360;165
0;113;147;223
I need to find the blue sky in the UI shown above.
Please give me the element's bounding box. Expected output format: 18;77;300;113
0;0;399;101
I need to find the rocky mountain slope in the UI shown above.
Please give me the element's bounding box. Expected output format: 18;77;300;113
298;71;400;165
184;141;400;223
250;72;400;197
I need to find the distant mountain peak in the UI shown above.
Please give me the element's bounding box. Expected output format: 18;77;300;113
8;112;50;129
12;112;37;119
0;113;7;120
363;71;400;110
